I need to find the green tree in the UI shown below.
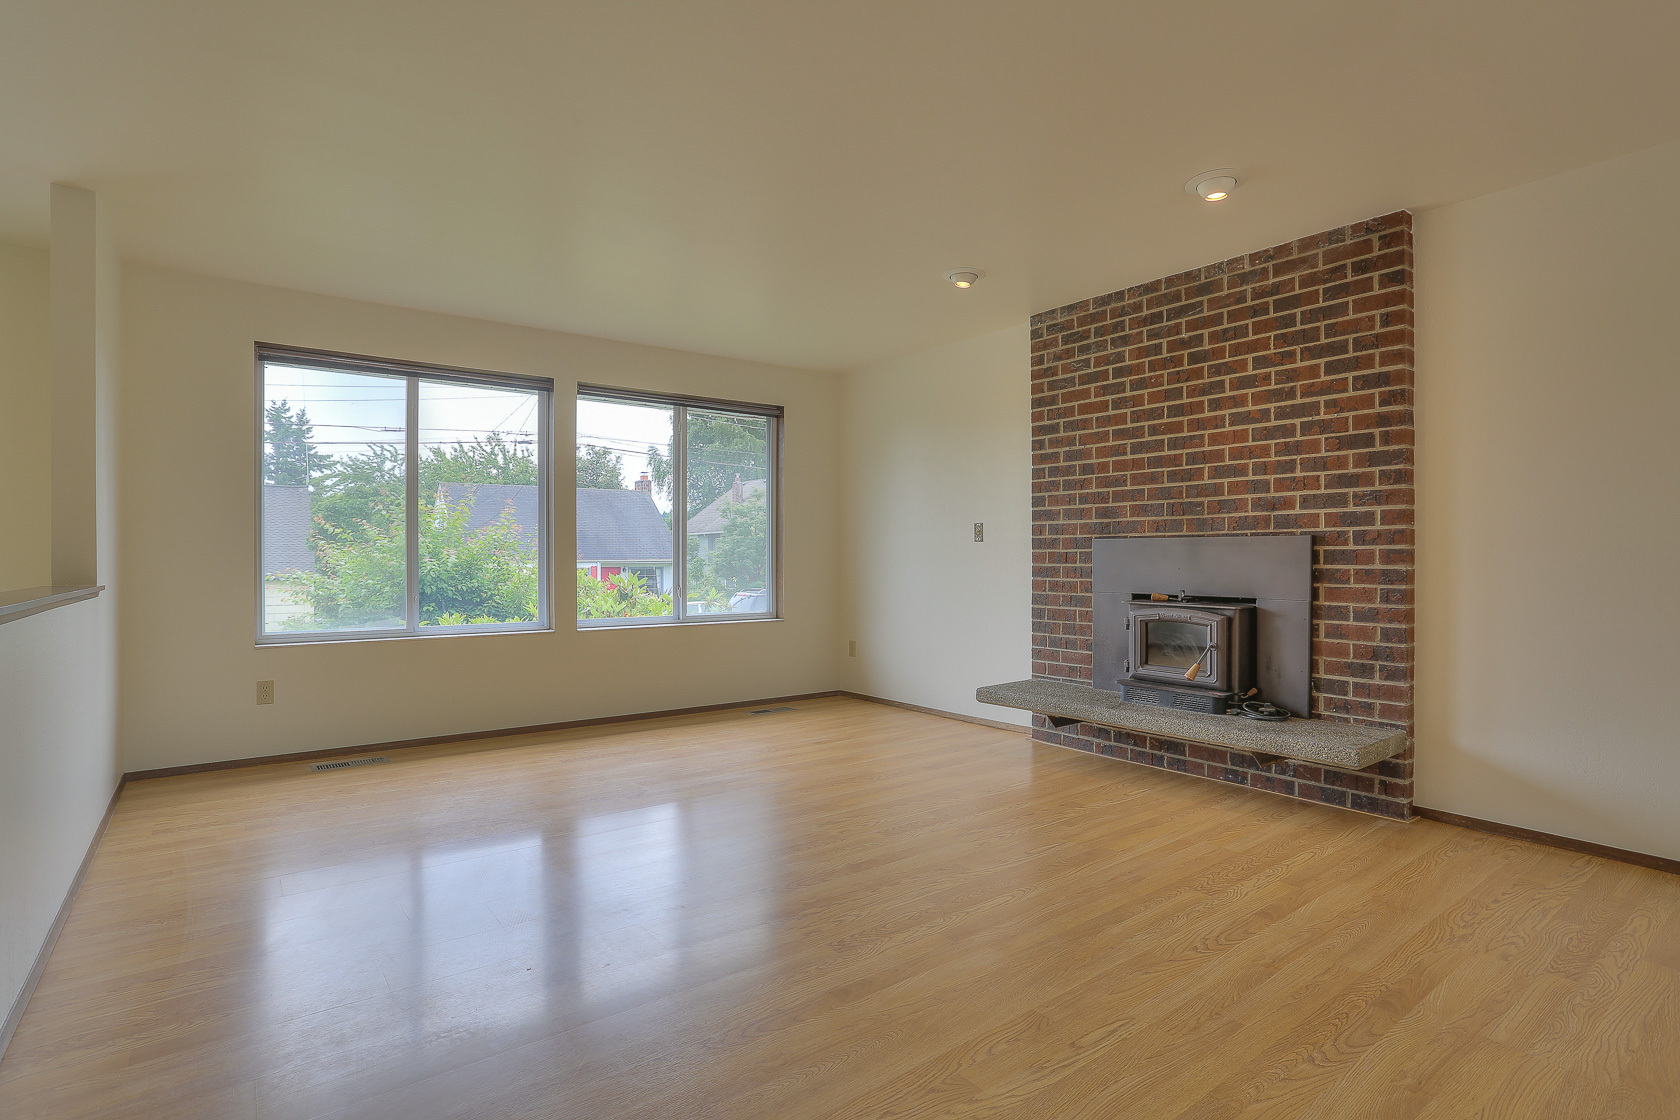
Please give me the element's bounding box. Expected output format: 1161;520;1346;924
263;401;333;486
281;509;406;629
309;436;538;543
644;413;768;517
685;552;724;610
419;496;538;623
279;492;539;628
272;434;545;631
709;490;768;590
422;433;537;488
576;444;625;489
647;444;672;501
310;444;405;542
684;489;768;610
684;412;769;517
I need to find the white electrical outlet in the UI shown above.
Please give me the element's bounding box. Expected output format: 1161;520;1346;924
973;522;984;542
848;640;856;657
257;680;275;705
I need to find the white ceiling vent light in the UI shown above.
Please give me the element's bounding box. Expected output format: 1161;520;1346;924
942;267;985;288
1185;169;1244;201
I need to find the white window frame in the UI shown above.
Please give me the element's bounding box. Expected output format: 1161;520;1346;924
576;384;781;629
255;343;553;645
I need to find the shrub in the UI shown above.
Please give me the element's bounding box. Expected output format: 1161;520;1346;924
576;567;671;619
276;493;538;628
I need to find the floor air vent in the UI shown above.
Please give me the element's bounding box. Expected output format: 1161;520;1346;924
750;706;798;715
310;756;391;772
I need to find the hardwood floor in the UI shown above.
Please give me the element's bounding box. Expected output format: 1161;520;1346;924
2;696;1676;1118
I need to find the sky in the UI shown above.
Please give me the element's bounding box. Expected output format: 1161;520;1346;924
263;360;543;460
576;397;674;513
265;364;685;516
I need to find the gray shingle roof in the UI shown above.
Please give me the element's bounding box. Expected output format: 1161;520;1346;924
262;484;316;576
435;483;540;546
576;487;671;563
268;483;671;572
687;477;767;537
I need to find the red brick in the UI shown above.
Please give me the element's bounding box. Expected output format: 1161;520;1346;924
1032;212;1413;818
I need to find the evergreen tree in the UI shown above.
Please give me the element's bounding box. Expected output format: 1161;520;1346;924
263;401;333;486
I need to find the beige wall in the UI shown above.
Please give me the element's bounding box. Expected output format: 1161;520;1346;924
0;241;51;590
1415;138;1680;860
0;601;121;1022
1;192;121;1031
839;325;1032;724
118;266;842;772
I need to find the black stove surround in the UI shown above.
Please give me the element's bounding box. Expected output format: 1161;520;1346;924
1094;535;1313;717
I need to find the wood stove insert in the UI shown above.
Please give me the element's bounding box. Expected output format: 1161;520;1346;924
1120;594;1256;715
1094;535;1313;718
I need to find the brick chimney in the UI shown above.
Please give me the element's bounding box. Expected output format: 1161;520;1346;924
635;473;652;494
731;474;744;502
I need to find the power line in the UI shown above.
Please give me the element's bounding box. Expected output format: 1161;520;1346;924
303;423;538;434
295;439;538;447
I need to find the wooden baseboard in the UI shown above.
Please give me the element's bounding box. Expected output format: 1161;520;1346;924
1413;805;1679;876
1;777;125;1062
839;691;1029;733
123;692;847;781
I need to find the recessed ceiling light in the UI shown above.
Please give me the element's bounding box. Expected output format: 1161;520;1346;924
1185;169;1244;202
943;268;985;288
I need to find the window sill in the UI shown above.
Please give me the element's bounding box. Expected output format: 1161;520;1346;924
257;623;553;648
577;615;782;632
0;585;105;626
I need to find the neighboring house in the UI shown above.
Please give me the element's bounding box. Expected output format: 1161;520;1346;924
265;481;674;617
576;485;674;594
260;484;315;628
686;476;767;558
434;483;540;547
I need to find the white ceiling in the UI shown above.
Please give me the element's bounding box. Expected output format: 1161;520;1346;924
4;1;1679;371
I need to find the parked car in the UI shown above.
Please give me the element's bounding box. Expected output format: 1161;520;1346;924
728;588;770;613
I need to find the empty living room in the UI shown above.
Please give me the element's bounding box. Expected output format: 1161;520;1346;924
4;3;1680;1117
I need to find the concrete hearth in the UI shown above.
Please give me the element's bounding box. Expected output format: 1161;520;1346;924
978;678;1407;771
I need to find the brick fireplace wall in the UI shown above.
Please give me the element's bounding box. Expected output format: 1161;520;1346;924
1030;211;1415;819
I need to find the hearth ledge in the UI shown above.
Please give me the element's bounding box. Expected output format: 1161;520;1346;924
977;679;1406;771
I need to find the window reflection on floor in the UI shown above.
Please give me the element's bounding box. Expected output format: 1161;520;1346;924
569;793;784;1009
412;836;549;1037
254;834;549;1057
574;803;684;1006
249;792;786;1070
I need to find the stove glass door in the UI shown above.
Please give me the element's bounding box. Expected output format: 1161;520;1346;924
1143;619;1209;671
